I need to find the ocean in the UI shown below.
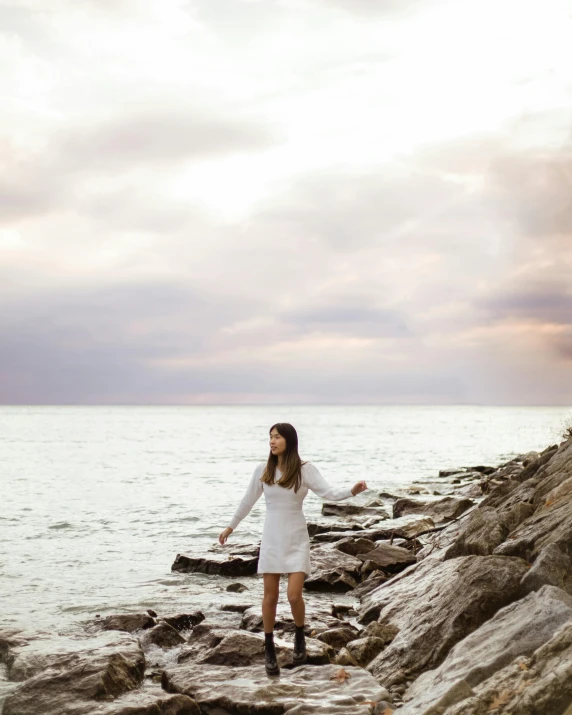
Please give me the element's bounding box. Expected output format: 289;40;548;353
1;405;570;636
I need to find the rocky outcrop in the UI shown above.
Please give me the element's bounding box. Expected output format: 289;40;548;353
171;544;259;576
162;662;391;714
399;585;572;714
359;555;530;687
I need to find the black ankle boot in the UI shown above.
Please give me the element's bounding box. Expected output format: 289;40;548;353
264;632;280;676
293;624;306;666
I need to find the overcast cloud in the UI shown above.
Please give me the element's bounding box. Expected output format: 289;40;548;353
1;0;572;405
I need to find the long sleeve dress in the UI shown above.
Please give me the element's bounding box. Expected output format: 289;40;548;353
228;461;354;575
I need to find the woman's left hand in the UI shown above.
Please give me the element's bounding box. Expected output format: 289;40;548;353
351;480;367;496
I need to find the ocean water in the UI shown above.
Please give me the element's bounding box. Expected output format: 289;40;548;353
1;405;570;635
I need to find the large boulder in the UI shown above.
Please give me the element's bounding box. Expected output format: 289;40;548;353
355;543;416;573
358;555;530;687
2;631;146;715
444;619;572;714
399;585;572;714
521;543;572;596
162;662;391;714
304;545;363;592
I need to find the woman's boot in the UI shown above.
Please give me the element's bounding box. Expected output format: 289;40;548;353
293;624;307;666
264;631;280;676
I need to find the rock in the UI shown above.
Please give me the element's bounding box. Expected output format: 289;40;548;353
304;545;363;592
362;621;399;644
225;582;248;593
399;585;572;714
139;622;186;649
345;636;386;666
359;555;530;687
439;469;466;477
2;631;146;714
160;612;205;632
334;537;377;556
443;503;535;559
312;516;435;544
219;603;254;613
240;605;342;635
521;543;572;596
356;543;416;573
315;627;360;650
162;662;391;714
443;619;572;715
171;546;259;577
349;573;388;600
322;502;390;519
146;609;158;618
393;496;474;522
99;613;156;633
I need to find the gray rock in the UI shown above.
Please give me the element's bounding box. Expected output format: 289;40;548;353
359;555;530;687
315;627;360;650
356;543;416;572
444;619;572;715
345;636;386;666
393;496;474;522
2;631;146;715
304;545;363;592
160;612;205;632
171;545;259;577
162;662;391;714
322;502;390;519
226;582;248;593
139;622;186;649
98;613;156;633
399;585;572;714
521;543;572;596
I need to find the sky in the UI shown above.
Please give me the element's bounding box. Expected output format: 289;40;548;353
1;0;572;405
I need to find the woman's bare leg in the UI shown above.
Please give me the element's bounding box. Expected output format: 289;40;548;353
262;574;280;632
287;572;306;627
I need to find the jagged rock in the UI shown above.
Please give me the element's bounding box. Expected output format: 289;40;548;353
443;619;572;715
226;582;248;593
345;636;386;666
359;555;530;687
219;603;254;613
349;573;388;600
443;502;535;559
312;516;436;544
160;612;205;632
162;662;391;714
399;585;572;714
521;543;572;596
315;627;360;650
322;502;390;519
139;622;185;649
303;545;363;592
99;613;156;633
334;537;377;556
171;545;259;577
393;496;474;522
355;543;416;572
2;631;146;714
240;604;342;635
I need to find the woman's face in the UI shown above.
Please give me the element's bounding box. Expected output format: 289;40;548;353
269;429;287;458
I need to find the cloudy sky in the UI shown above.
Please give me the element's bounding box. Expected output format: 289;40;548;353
1;0;572;405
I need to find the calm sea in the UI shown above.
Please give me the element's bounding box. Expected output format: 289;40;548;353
1;405;570;635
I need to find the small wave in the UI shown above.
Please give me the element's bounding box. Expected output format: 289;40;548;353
48;522;74;530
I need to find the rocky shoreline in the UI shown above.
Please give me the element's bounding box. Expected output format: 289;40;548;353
2;438;572;714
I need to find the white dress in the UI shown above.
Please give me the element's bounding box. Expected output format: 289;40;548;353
228;462;354;575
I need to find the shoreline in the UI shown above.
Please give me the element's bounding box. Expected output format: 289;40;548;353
2;437;572;714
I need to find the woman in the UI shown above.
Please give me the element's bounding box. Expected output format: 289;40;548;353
218;422;367;677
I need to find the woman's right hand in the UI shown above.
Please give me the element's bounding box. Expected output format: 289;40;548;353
219;527;233;545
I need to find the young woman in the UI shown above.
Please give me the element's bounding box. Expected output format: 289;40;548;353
218;422;367;677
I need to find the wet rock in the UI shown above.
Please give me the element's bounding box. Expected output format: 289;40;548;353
349;573;388;600
345;636;386;666
99;613;156;633
240;605;342;635
355;543;416;573
322;502;390;519
399;585;572;714
334;537;376;556
520;543;572;596
219;603;254;613
162;662;391;714
139;622;185;649
443;619;572;715
393;496;474;522
359;555;530;687
226;582;248;593
2;631;145;714
161;612;205;632
315;627;360;650
171;545;259;577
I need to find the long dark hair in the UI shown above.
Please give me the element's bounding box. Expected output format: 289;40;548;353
261;423;306;493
